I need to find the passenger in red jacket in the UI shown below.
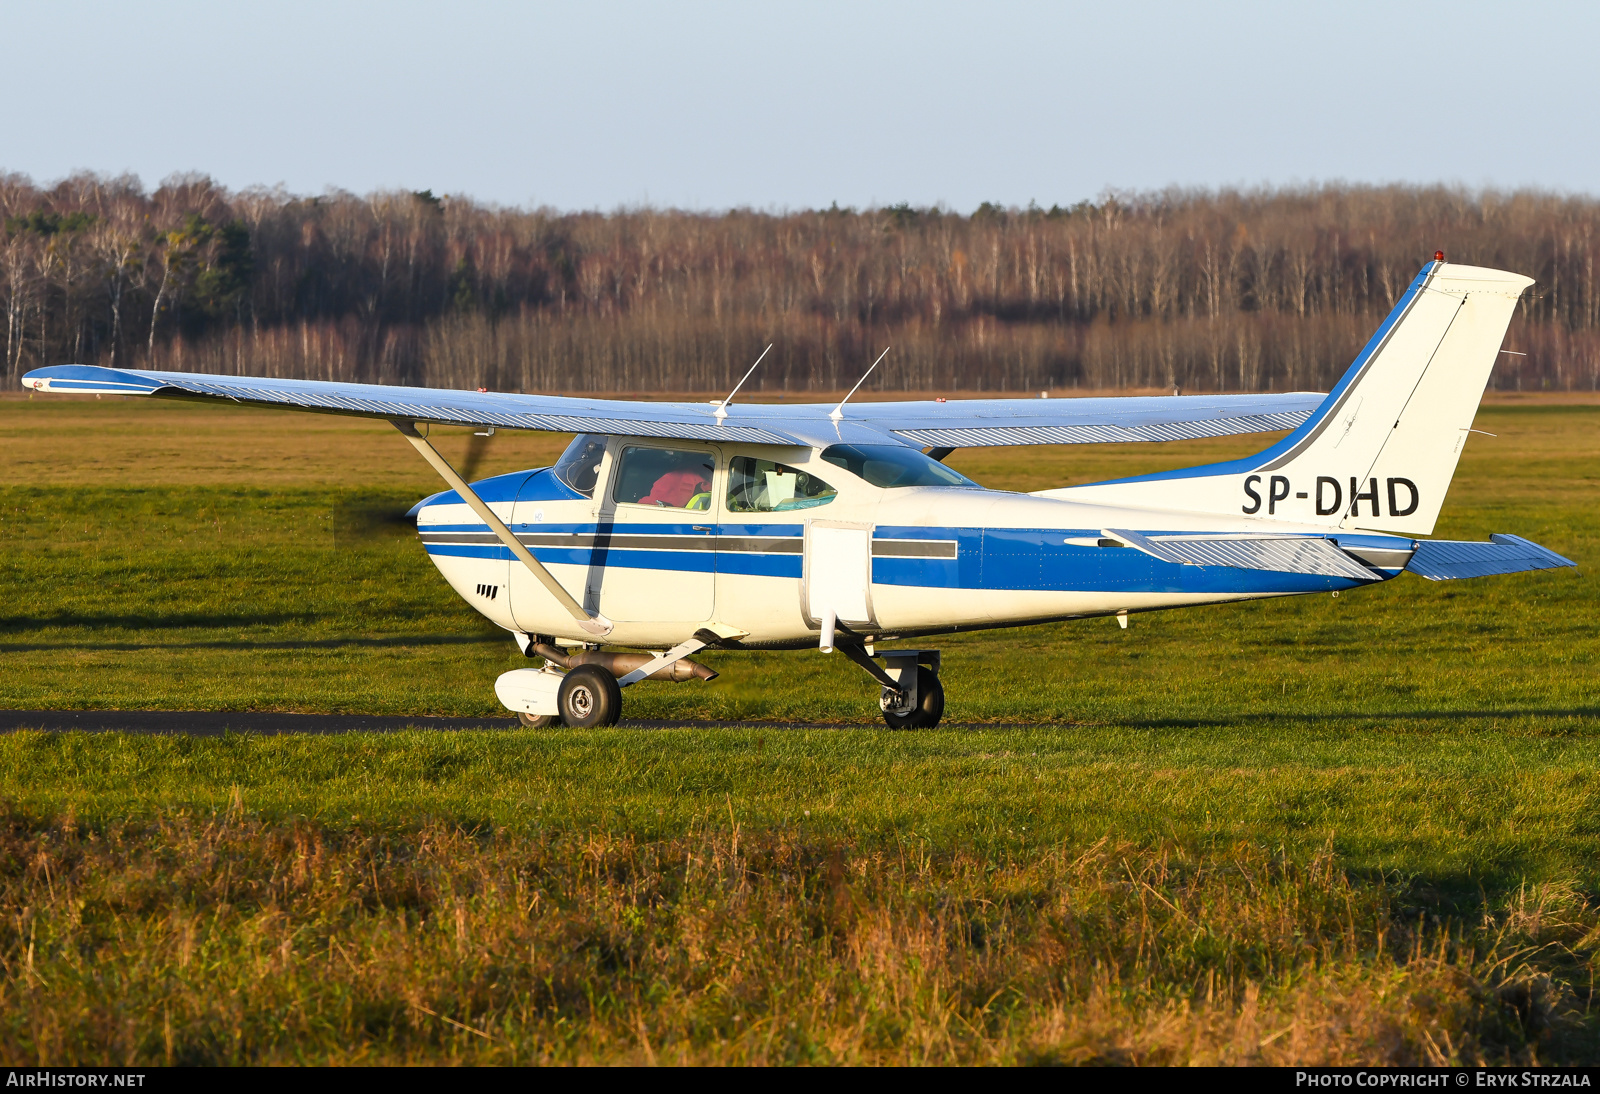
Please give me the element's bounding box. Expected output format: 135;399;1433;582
641;467;712;508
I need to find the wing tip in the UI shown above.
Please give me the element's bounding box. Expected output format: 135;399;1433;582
22;364;162;395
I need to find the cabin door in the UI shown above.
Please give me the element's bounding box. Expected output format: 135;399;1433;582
593;441;719;623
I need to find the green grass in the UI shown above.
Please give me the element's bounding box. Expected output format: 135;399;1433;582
4;719;1599;892
1;399;1594;728
1;397;1598;1064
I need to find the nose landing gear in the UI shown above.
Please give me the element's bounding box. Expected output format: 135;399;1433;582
501;628;738;727
557;664;623;727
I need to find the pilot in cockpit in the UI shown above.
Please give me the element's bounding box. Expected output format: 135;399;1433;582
640;454;714;510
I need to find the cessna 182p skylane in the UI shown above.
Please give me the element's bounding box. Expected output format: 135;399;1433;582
23;259;1575;728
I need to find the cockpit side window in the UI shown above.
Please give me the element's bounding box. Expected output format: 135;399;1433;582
612;446;716;510
553;433;608;497
726;457;837;513
819;443;979;489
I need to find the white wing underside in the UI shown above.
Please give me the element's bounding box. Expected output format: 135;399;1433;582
22;365;1321;450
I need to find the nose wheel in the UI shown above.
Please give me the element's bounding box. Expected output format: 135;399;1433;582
557;664;623;727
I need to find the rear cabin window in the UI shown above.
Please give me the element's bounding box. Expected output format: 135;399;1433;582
726;457;837;513
552;433;608;497
612;446;716;510
819;444;979;489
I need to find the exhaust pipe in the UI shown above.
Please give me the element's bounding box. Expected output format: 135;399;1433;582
533;643;717;682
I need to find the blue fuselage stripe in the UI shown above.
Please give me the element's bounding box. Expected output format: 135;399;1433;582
422;523;1379;594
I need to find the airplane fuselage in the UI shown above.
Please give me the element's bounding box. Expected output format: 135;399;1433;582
417;436;1414;649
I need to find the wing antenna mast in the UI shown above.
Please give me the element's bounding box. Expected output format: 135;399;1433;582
714;343;773;421
830;346;891;422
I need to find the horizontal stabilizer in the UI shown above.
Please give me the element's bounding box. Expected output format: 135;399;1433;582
1103;529;1379;581
1405;534;1575;581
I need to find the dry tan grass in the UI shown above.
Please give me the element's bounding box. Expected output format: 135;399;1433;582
3;804;1592;1065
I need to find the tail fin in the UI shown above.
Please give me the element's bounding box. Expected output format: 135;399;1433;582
1054;260;1534;534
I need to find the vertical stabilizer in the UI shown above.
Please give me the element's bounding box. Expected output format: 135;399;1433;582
1349;264;1532;533
1050;261;1534;535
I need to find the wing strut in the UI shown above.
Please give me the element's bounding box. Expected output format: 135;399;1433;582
394;421;613;637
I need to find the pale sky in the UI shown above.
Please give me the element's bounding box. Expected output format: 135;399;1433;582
4;0;1595;210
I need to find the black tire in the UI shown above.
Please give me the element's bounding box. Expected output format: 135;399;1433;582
517;711;558;728
557;664;622;727
881;666;944;729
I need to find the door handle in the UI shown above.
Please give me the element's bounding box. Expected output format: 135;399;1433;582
692;525;713;532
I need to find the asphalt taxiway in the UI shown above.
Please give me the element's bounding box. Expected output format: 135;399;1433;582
0;710;861;734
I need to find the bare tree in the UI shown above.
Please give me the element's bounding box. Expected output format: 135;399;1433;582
0;173;1596;392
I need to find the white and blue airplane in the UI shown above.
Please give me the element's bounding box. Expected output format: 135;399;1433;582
23;259;1574;728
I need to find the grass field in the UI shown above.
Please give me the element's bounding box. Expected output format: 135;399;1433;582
1;394;1598;1065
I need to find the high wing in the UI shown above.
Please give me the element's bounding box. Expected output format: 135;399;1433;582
841;395;1316;448
21;364;798;445
22;364;1321;449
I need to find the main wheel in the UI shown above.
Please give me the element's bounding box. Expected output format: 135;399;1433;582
517;711;558;728
880;666;944;729
557;664;622;727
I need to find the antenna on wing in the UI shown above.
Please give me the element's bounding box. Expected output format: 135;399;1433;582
714;344;773;421
830;346;891;422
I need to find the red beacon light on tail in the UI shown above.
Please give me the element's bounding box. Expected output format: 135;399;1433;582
1434;250;1446;262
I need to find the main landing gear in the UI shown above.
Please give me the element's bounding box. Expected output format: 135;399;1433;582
500;632;946;730
880;664;944;729
838;645;945;729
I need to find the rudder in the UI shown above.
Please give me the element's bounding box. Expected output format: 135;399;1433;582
1350;263;1532;533
1051;260;1534;534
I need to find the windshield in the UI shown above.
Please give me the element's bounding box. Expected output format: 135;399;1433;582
552;433;608;496
819;444;979;489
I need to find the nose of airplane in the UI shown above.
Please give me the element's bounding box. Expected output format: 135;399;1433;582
406;490;449;519
409;468;536;521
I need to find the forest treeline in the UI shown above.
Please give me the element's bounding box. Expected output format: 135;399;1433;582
4;172;1598;395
